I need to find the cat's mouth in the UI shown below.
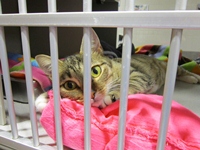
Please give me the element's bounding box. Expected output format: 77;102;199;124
91;98;104;108
91;93;111;108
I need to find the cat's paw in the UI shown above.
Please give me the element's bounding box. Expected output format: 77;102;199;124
195;74;200;83
177;75;199;84
100;92;120;108
35;92;49;112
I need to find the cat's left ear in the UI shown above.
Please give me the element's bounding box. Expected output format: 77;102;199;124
80;28;103;54
35;54;64;79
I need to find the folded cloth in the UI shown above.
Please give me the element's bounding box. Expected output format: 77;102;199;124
40;90;200;150
0;52;52;91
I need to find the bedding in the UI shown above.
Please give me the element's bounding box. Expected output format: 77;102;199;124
40;90;200;150
0;52;52;91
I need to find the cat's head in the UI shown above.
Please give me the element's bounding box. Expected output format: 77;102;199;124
36;29;120;108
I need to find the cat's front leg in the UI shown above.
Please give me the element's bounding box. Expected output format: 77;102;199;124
35;92;49;112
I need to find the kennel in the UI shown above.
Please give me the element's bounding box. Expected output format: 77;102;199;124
0;0;200;149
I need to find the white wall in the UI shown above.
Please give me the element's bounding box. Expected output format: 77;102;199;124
117;0;200;52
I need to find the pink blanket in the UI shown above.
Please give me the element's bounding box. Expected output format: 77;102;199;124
40;90;200;150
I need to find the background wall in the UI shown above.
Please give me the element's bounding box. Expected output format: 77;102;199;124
2;0;200;57
2;0;118;58
117;0;200;52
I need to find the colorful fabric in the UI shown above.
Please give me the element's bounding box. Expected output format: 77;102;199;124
40;90;200;150
0;52;52;91
135;45;200;75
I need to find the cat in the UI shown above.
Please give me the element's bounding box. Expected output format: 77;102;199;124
35;29;200;112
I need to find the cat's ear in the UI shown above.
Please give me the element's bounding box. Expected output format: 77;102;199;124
80;28;103;54
35;54;63;78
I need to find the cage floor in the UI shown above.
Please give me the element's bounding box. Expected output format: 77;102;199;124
173;82;200;116
169;51;200;116
157;80;200;116
0;113;74;150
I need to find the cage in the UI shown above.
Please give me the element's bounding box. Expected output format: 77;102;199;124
0;0;200;150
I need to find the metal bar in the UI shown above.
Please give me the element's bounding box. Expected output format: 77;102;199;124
83;0;92;149
0;11;199;28
0;28;18;139
48;1;63;150
83;1;92;150
124;0;135;11
156;29;183;150
48;0;57;12
117;1;134;149
0;2;18;139
117;28;133;150
0;75;6;125
83;0;92;12
175;0;187;10
49;26;63;150
0;0;6;126
156;0;187;149
83;27;92;150
18;0;39;147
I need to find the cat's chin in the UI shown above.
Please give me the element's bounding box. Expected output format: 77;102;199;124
91;98;109;109
91;98;104;108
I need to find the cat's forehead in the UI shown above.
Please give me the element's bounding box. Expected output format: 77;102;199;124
64;54;83;66
63;52;109;71
60;55;83;83
59;54;83;80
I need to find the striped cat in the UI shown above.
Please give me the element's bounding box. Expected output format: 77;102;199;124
35;29;200;111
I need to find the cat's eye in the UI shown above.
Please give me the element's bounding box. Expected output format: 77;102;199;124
91;65;101;78
64;81;77;90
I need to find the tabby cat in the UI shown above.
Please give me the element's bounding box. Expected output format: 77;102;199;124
35;29;200;112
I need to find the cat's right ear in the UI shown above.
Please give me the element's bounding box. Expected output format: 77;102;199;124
35;54;63;78
80;28;103;54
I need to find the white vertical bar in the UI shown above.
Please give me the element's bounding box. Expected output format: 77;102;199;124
175;0;187;10
124;0;134;11
117;0;134;149
117;28;132;150
83;0;92;12
156;29;182;150
156;0;187;149
0;1;18;139
48;1;63;150
18;0;39;147
83;27;92;150
0;75;6;125
0;0;5;125
0;0;6;126
83;0;92;149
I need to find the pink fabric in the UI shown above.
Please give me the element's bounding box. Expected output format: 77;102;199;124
9;66;52;91
40;90;200;150
0;52;52;91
